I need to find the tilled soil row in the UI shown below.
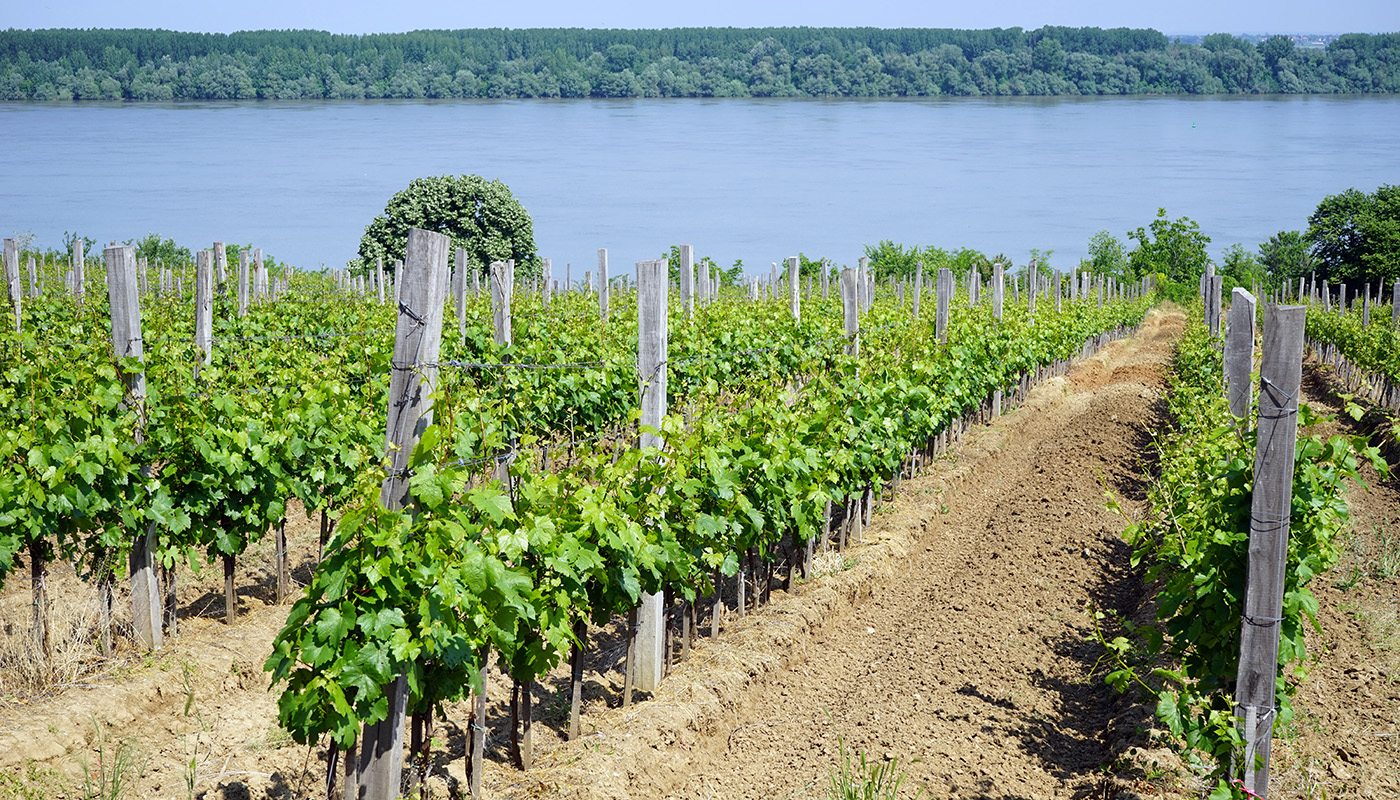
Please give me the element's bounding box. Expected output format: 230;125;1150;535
533;308;1185;800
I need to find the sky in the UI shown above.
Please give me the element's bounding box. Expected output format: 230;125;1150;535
6;0;1397;36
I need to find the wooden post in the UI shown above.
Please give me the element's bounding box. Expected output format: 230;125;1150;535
935;267;951;344
857;256;870;312
840;268;859;357
680;244;694;319
787;256;800;321
1233;304;1306;798
469;667;487;799
491;261;513;347
455;249;469;345
633;258;668;694
1224;289;1256;420
378;256;388;305
541;257;553;306
568;620;586;741
912;261;923;320
27;254;39;298
1393;280;1399;327
237;251;250;317
213;242;227;293
275;518;289;604
821;259;829;301
697;257;709;306
106;244;162;651
3;238;18;331
993;262;1005;417
358;228;450;800
195;250;214;367
72;238;85;306
1027;259;1037;315
1362;284;1371;327
1208;275;1224;336
597;248;609;322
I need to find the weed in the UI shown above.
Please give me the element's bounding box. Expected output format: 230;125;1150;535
79;717;144;800
827;737;922;800
0;761;66;800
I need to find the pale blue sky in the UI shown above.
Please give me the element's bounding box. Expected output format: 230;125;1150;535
6;0;1396;35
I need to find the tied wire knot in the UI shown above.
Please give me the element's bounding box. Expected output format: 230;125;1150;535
1242;614;1284;627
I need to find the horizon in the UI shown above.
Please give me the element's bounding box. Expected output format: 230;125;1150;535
3;24;1394;37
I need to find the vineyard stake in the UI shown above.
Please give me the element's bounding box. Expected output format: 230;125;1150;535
912;260;923;320
788;256;800;321
936;267;951;344
105;244;163;651
680;244;694;319
1224;288;1257;421
3;238;18;331
597;248;609;323
1208;275;1224;337
1233;303;1305;797
72;238;85;308
357;227;450;800
213;241;227;294
237;251;250;317
634;257;668;694
568;620;587;740
195;250;213;367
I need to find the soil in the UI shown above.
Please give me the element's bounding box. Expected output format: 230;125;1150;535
1;305;1396;800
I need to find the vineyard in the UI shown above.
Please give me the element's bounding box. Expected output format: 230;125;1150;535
2;235;1397;800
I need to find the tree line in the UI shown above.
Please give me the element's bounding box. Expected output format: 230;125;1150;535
862;185;1399;300
0;26;1397;101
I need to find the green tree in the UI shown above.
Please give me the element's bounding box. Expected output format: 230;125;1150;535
127;233;191;266
1218;243;1263;292
1086;229;1128;279
1257;230;1315;288
356;175;539;279
1305;185;1400;286
1127;208;1212;284
863;240;922;279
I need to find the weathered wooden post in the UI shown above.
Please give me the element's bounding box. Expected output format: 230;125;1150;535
213;242;227;294
935;267;951;344
3;238;19;331
912;261;923;320
1224;289;1256;420
542;257;553;306
1208;275;1224;337
105;244;162;652
633;258;669;697
697;257;710;306
1233;304;1306;798
1393;280;1399;326
788;256;800;322
357;228;450;800
1027;259;1037;316
491;261;513;347
857;256;870;312
236;251;250;317
194;250;213;367
1362;283;1371;327
72;238;85;307
680;244;694;319
840;268;859;358
821;259;829;301
597;248;609;322
993;262;1005;417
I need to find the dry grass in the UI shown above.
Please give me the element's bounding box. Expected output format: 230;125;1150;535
0;558;131;699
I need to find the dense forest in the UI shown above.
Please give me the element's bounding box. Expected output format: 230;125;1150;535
0;26;1397;100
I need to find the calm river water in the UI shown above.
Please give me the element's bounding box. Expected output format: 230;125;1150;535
2;95;1397;275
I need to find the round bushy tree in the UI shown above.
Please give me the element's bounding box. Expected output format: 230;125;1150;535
356;175;540;279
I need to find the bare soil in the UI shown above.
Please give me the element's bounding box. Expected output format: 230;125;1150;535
2;306;1396;800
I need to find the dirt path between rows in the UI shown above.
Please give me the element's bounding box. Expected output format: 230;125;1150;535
534;308;1186;800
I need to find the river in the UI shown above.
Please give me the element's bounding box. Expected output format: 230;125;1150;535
1;95;1397;275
